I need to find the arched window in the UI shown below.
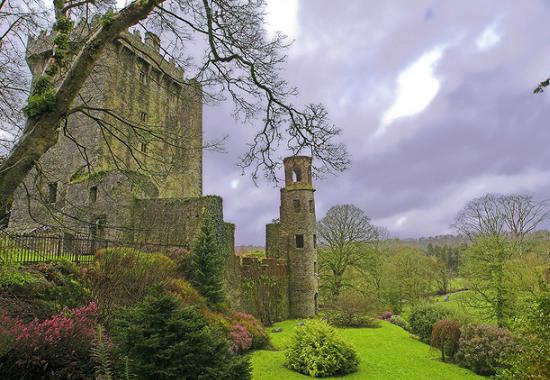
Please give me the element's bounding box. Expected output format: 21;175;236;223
292;166;302;182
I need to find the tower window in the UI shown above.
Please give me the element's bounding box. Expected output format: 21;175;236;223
47;182;57;204
89;186;98;203
139;71;146;83
314;261;317;274
140;142;148;153
309;200;314;212
293;199;300;212
140;112;148;122
295;234;304;249
313;234;317;248
292;167;302;182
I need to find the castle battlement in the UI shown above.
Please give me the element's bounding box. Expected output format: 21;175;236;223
27;22;184;82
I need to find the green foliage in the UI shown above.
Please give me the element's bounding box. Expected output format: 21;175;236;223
326;310;380;328
462;235;516;327
388;315;410;331
430;319;461;362
408;304;453;342
190;211;225;305
496;289;550;379
92;325;113;380
0;260;90;321
111;293;251;380
100;9;116;27
23;89;57;118
456;324;516;376
285;320;359;377
53;33;70;49
382;247;435;313
87;248;175;316
53;16;74;33
30;75;54;95
165;246;192;280
0;260;35;288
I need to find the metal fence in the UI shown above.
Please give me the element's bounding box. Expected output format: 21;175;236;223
0;233;185;265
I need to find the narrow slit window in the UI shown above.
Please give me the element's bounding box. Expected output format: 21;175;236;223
139;71;146;83
140;142;148;153
295;234;304;249
140;112;148;122
293;199;300;212
313;234;317;248
47;183;57;204
89;186;98;203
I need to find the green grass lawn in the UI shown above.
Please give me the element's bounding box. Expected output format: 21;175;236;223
250;320;482;380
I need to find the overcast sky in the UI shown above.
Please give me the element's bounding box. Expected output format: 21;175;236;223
201;0;550;245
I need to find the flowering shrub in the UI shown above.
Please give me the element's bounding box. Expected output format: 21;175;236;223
456;324;516;376
0;302;99;379
229;323;253;353
430;320;461;361
380;310;393;320
232;311;270;349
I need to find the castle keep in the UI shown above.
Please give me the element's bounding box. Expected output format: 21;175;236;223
8;25;318;322
8;27;227;252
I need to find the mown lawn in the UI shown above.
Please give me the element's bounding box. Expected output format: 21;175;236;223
251;320;483;380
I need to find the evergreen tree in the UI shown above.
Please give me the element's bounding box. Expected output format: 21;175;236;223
190;211;225;305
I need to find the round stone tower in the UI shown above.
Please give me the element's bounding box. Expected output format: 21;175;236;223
280;156;318;318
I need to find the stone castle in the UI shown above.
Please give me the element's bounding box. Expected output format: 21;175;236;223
8;26;317;321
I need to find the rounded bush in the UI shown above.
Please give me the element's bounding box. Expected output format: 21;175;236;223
456;324;516;376
285;320;359;378
408;304;452;342
430;319;461;361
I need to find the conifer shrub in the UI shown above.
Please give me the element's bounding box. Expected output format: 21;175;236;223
111;293;251;379
408;304;452;342
285;320;359;378
190;211;226;305
456;324;516;376
0;302;99;379
430;319;461;361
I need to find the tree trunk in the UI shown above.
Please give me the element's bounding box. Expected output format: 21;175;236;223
0;1;162;228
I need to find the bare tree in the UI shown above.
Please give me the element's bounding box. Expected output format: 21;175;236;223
0;0;350;227
317;204;379;301
533;77;549;94
452;193;548;245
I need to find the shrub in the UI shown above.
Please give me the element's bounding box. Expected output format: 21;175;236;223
166;246;192;279
496;290;550;379
232;311;270;349
0;260;90;321
389;315;410;331
111;293;251;380
408;304;452;342
326;310;380;328
380;310;393;320
456;324;516;376
164;278;206;307
285;320;359;378
430;319;461;361
229;323;253;353
87;248;175;315
0;302;99;379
